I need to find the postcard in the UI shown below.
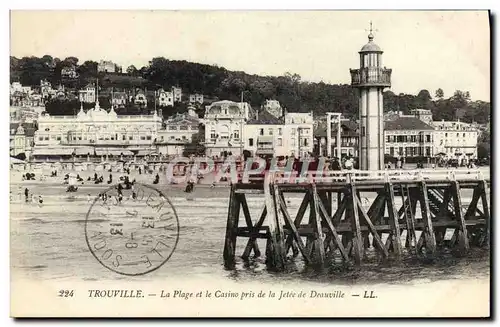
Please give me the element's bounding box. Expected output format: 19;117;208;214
9;10;490;317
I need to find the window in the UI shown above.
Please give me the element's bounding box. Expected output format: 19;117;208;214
129;136;133;140
141;136;146;140
362;127;366;137
269;129;273;136
277;138;282;146
456;133;459;137
170;136;175;140
56;136;61;141
463;133;466;137
182;136;186;140
44;136;49;141
399;147;403;155
249;138;254;146
260;128;264;136
445;133;448;137
426;135;431;142
233;131;240;139
291;129;296;136
210;130;216;139
168;126;177;130
291;138;296;146
304;138;309;146
278;128;282;136
180;126;188;131
386;135;390;143
146;136;152;140
426;147;431;156
390;147;394;156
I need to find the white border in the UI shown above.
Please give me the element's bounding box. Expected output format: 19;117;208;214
2;1;498;325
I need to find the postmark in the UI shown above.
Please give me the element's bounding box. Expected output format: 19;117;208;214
85;183;180;276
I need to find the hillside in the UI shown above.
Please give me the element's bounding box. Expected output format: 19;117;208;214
10;55;491;123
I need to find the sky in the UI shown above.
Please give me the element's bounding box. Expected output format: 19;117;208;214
9;10;490;101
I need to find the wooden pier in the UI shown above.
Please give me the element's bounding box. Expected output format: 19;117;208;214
223;169;490;271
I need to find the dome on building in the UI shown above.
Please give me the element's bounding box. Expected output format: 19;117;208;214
359;33;383;53
77;103;87;120
108;105;118;119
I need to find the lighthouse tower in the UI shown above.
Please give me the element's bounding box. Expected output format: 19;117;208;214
350;23;392;170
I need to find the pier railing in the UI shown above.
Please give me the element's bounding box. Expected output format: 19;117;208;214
244;169;489;184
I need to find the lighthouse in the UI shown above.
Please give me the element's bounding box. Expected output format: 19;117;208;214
350;23;392;170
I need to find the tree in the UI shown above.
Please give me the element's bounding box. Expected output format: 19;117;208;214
62;56;79;67
435;88;444;99
126;65;138;76
416;89;432;108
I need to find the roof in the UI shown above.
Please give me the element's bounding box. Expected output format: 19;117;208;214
360;42;382;53
359;34;383;53
314;123;327;137
10;157;26;164
384;117;434;131
247;109;284;125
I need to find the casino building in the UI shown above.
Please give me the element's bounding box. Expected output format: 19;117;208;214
32;100;162;161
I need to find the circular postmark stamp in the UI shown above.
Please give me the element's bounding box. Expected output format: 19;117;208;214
85;183;179;276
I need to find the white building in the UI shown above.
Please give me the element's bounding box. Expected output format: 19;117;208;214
32;101;162;160
133;90;148;107
432;120;478;160
203;100;252;157
157;89;174;107
156;111;200;156
98;60;117;73
172;87;182;102
10;122;36;158
78;83;96;103
189;93;204;104
384;117;435;159
243;110;314;158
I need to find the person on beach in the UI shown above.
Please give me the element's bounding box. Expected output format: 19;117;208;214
24;188;29;203
38;195;43;207
87;193;92;202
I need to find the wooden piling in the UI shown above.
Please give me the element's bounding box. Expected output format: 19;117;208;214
451;181;469;254
385;182;402;259
264;175;286;271
418;181;437;256
223;184;240;269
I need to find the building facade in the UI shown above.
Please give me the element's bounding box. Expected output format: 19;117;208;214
432;120;478;160
189;93;204;104
98;60;117;73
32;101;162;160
243;110;314;158
172;87;182;103
158;89;174;107
156;112;200;156
111;91;127;107
10;122;36;158
384;117;434;160
78;83;96;103
203;100;251;157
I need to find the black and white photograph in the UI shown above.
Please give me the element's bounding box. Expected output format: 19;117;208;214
8;10;491;317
